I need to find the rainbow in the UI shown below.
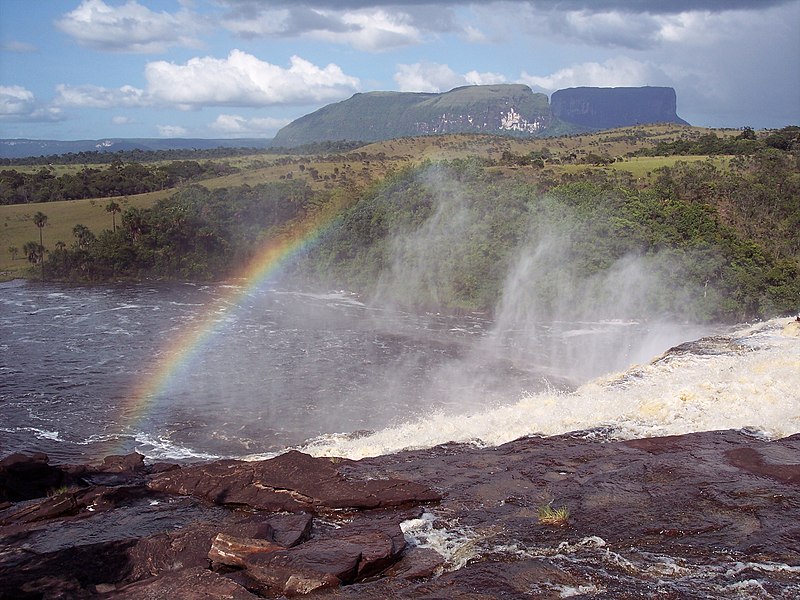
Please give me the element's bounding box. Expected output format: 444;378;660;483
116;205;343;449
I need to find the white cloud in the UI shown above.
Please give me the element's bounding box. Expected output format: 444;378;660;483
552;10;662;49
462;25;489;44
54;84;147;108
57;0;204;53
464;70;507;86
157;124;188;137
0;86;36;116
221;4;429;51
310;9;422;51
221;7;292;37
394;63;467;92
0;86;63;122
209;114;291;136
519;57;664;91
394;63;508;92
144;50;360;107
112;116;134;125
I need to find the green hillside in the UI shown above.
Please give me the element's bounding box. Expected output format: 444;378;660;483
272;84;556;147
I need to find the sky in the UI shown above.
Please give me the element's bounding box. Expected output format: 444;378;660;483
0;0;798;140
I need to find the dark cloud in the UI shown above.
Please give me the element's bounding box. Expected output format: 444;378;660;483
219;0;794;15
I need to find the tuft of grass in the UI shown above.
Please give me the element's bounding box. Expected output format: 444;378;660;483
538;503;570;527
47;485;71;497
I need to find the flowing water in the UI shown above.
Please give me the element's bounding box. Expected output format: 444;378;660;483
1;279;798;464
2;278;799;596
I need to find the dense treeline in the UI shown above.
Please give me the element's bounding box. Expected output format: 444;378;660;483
635;125;799;157
42;181;313;280
298;152;799;322
0;140;365;167
0;159;237;205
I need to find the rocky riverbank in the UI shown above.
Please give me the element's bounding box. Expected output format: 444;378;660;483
1;429;798;598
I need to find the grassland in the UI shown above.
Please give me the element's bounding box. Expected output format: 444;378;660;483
1;192;165;277
0;124;746;280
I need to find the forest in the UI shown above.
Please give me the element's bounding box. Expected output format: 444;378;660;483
0;159;238;205
9;126;800;324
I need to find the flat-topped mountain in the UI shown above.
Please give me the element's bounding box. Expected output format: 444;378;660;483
272;84;554;147
1;86;689;158
551;86;689;130
272;84;688;147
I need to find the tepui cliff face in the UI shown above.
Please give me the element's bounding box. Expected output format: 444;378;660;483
550;86;689;130
272;84;553;147
271;84;688;147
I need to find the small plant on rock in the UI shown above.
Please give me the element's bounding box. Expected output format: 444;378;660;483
538;502;570;527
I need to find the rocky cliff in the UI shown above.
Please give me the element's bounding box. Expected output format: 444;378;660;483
272;84;554;147
550;86;688;130
272;84;689;147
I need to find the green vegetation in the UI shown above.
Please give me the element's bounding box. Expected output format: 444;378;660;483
297;153;799;322
0;159;238;205
2;124;797;324
42;181;314;281
538;503;570;527
635;126;799;157
272;84;554;147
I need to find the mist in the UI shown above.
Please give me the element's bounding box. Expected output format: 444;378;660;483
365;165;713;402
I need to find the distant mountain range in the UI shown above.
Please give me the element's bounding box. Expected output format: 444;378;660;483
0;137;273;160
272;85;688;147
1;85;688;158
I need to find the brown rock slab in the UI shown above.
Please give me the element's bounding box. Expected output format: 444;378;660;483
147;450;441;512
383;546;445;580
100;452;146;473
0;452;65;501
726;446;800;483
108;566;259;599
208;532;284;568
242;540;359;596
4;430;799;598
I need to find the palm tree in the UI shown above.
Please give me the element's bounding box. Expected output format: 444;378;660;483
72;224;96;250
32;212;47;277
106;200;121;232
33;211;47;247
22;240;43;265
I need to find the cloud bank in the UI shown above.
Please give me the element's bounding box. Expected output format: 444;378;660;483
52;51;360;111
145;51;360;108
57;0;205;53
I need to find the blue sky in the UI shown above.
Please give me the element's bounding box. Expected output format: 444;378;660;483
1;0;798;140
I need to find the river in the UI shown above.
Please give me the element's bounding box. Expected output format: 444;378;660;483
1;279;798;465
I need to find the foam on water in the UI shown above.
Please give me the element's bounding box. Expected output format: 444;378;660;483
400;512;485;572
301;318;800;460
133;432;221;462
490;535;800;598
0;426;63;442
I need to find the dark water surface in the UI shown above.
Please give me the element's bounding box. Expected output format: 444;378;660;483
1;279;548;463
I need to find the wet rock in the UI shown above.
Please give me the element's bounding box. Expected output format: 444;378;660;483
0;452;65;501
1;491;79;524
208;532;285;568
100;452;146;473
266;512;313;547
216;518;408;595
382;546;445;579
108;566;259;599
726;445;800;484
147;450;441;512
2;430;799;598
